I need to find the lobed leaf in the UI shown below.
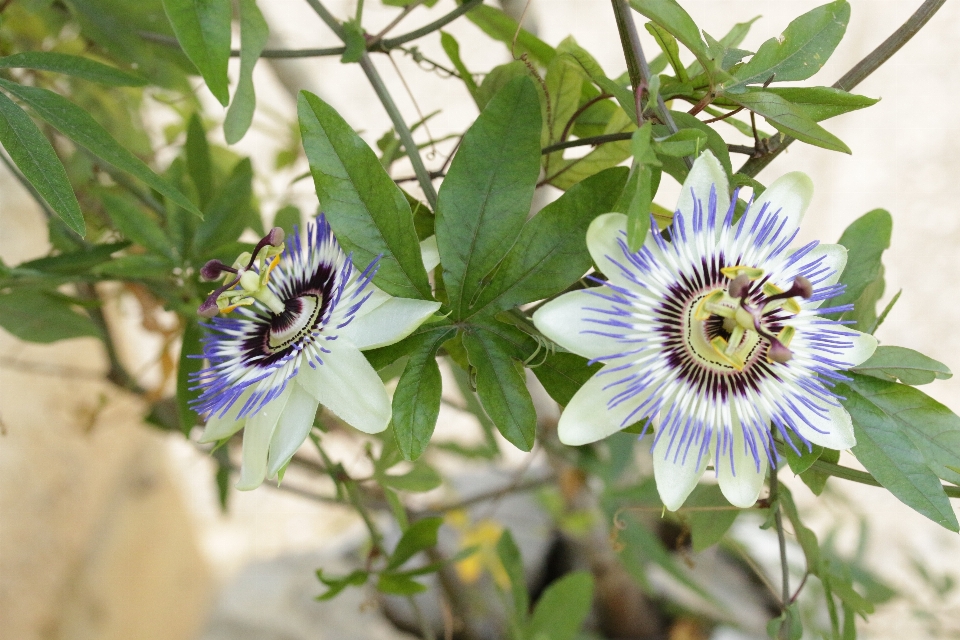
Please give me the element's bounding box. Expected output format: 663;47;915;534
224;0;269;144
724;89;850;153
0;79;201;217
161;0;232;105
298;91;431;299
840;374;959;531
435;76;542;319
854;345;951;386
0;289;100;343
763;86;879;122
731;0;850;88
526;572;594;640
0;91;84;235
831;208;892;311
0;51;146;86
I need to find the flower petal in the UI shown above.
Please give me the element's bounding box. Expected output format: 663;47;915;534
742;171;813;238
236;385;292;490
586;212;628;275
297;338;391;434
533;288;630;360
420;235;440;272
653;431;709;511
340;296;441;350
835;329;878;367
788;399;856;450
717;423;768;508
198;387;254;443
266;383;320;477
675;150;728;241
557;367;653;445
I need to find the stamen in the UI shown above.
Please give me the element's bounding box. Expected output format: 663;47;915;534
245;227;286;271
721;265;764;280
765;276;813;302
727;273;751;299
200;259;238;282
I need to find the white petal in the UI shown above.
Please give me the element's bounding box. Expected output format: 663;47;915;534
267;383;320;477
788;399;856;450
420;235;440;272
297;338;391;434
586;212;628;275
741;171;813;238
532;288;628;360
653;432;709;511
236;386;292;490
835;329;878;367
557;367;653;445
198;387;254;443
717;423;768;508
675;150;728;241
340;296;441;350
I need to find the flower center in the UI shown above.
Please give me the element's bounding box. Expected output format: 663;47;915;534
683;267;812;371
198;228;287;318
266;293;323;353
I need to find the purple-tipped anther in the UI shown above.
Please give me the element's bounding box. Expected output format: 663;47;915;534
766;276;813;302
198;295;221;318
200;259;237;282
727;273;751;299
767;338;793;364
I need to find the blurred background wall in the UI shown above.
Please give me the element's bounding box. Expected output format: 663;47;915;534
1;1;959;638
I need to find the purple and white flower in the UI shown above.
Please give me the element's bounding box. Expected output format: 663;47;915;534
192;217;440;490
532;151;877;510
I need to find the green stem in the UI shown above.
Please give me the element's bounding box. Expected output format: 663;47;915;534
304;0;348;39
769;461;791;612
377;0;484;51
738;0;948;177
360;53;439;207
354;0;365;24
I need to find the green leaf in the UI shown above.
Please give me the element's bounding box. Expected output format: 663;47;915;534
724;89;850;153
853;345;951;386
191;158;254;255
0;79;201;217
376;572;427;595
762;87;878;122
393;327;456;460
653;111;732;183
298;91;431;299
832;209;892;311
161;0;232;105
100;192;174;259
785;443;824;476
839;374;959;531
379;462;443;493
543;48;586;149
645;22;687;81
470;166;628;316
316;569;367;601
386;516;443;571
845;373;960;488
0;52;146;86
628;0;709;65
732;0;850;88
11;242;127;277
548;108;635;191
495;529;528;619
686;484;740;552
526;572;594;640
440;31;479;104
533;352;601;407
0;289;100;343
92;254;172;279
475;61;529;112
185;113;214;210
178;319;203;435
0;91;84;235
465;4;556;67
779;485;821;573
463;327;537;451
557;41;635;123
799;447;838;495
435;76;541;319
340;19;366;64
224;0;269;144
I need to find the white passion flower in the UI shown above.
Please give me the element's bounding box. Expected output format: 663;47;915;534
532;151;877;510
192;217;440;490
